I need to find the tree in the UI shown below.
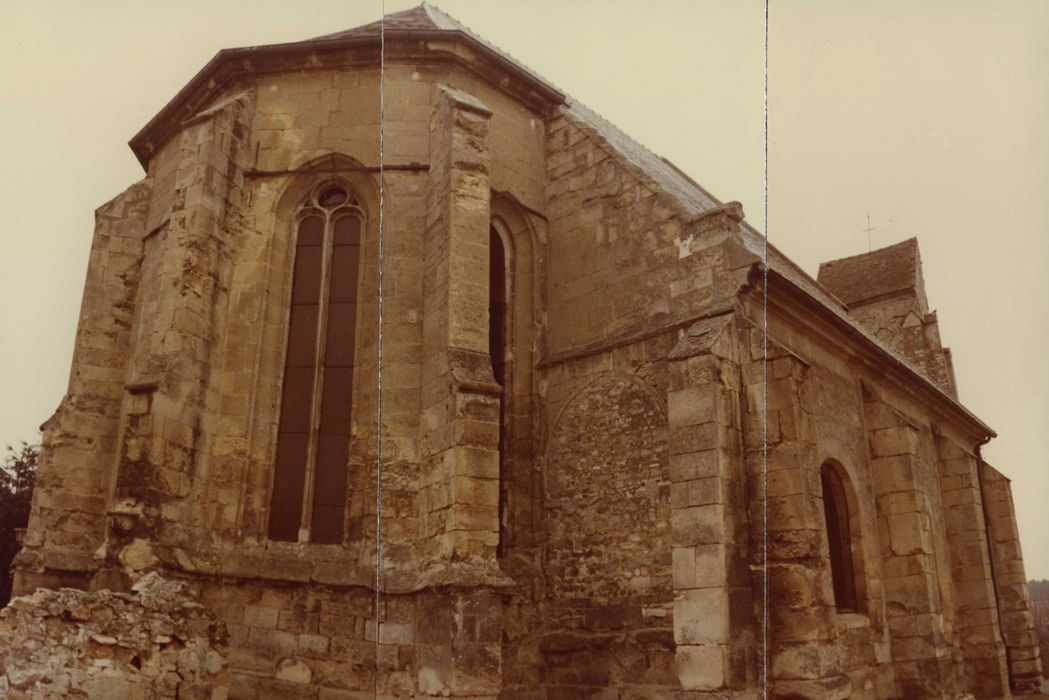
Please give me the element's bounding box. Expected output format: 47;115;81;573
1;442;38;606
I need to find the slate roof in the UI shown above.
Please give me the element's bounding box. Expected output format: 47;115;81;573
312;4;459;39
313;5;723;214
304;4;989;434
816;239;921;306
311;4;562;105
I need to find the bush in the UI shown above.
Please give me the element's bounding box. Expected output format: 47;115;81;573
1;442;38;605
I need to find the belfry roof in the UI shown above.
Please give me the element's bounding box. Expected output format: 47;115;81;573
817;238;922;306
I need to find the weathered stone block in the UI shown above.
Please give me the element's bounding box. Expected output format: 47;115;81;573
673;588;728;644
671;504;724;546
675;644;725;690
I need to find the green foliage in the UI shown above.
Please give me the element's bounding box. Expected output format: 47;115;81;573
1;441;38;605
1;443;37;527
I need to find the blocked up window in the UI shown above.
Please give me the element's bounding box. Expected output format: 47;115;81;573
269;184;363;544
821;461;858;612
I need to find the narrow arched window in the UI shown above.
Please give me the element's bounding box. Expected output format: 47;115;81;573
821;462;858;612
489;225;508;556
269;184;363;544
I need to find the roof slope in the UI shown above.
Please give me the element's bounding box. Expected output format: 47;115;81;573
312;4;458;38
817;238;921;306
313;4;562;102
303;5;989;434
313;4;723;215
129;4;992;436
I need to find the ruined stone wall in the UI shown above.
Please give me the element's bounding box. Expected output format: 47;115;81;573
0;574;228;699
15;178;152;593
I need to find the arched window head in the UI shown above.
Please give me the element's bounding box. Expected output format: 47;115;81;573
269;182;364;544
821;461;859;612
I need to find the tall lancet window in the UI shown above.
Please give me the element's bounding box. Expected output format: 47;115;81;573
489;226;508;555
821;461;858;612
269;184;362;544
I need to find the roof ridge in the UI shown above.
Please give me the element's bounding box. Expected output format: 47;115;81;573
420;3;459;31
819;236;919;268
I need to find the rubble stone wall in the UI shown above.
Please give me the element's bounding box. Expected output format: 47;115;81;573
527;98;762;695
0;574;228;700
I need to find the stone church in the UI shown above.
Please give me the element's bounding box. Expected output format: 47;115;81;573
9;5;1042;698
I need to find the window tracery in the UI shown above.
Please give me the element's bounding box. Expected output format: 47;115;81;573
268;183;363;544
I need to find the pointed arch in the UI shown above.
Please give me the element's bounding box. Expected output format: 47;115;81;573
266;173;369;544
490;194;540;558
820;459;865;613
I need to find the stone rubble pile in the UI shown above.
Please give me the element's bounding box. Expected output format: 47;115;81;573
0;573;229;699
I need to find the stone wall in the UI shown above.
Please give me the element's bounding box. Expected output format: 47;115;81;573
0;573;228;699
15;177;152;593
528;93;762;696
981;462;1044;693
10;21;1044;700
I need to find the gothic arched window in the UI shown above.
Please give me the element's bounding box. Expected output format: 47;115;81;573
269;183;363;544
821;461;858;612
490;225;509;556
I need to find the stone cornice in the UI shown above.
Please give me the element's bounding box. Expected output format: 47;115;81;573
129;31;565;171
755;268;995;442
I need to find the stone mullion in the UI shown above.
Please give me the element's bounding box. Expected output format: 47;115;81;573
934;436;1009;697
864;398;953;698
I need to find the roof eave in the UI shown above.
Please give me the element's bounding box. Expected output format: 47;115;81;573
764;266;996;441
128;30;565;171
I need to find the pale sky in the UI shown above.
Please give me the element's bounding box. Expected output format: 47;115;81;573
1;1;1045;577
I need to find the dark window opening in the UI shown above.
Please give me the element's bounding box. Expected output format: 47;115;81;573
269;189;361;543
490;227;508;557
821;463;858;612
